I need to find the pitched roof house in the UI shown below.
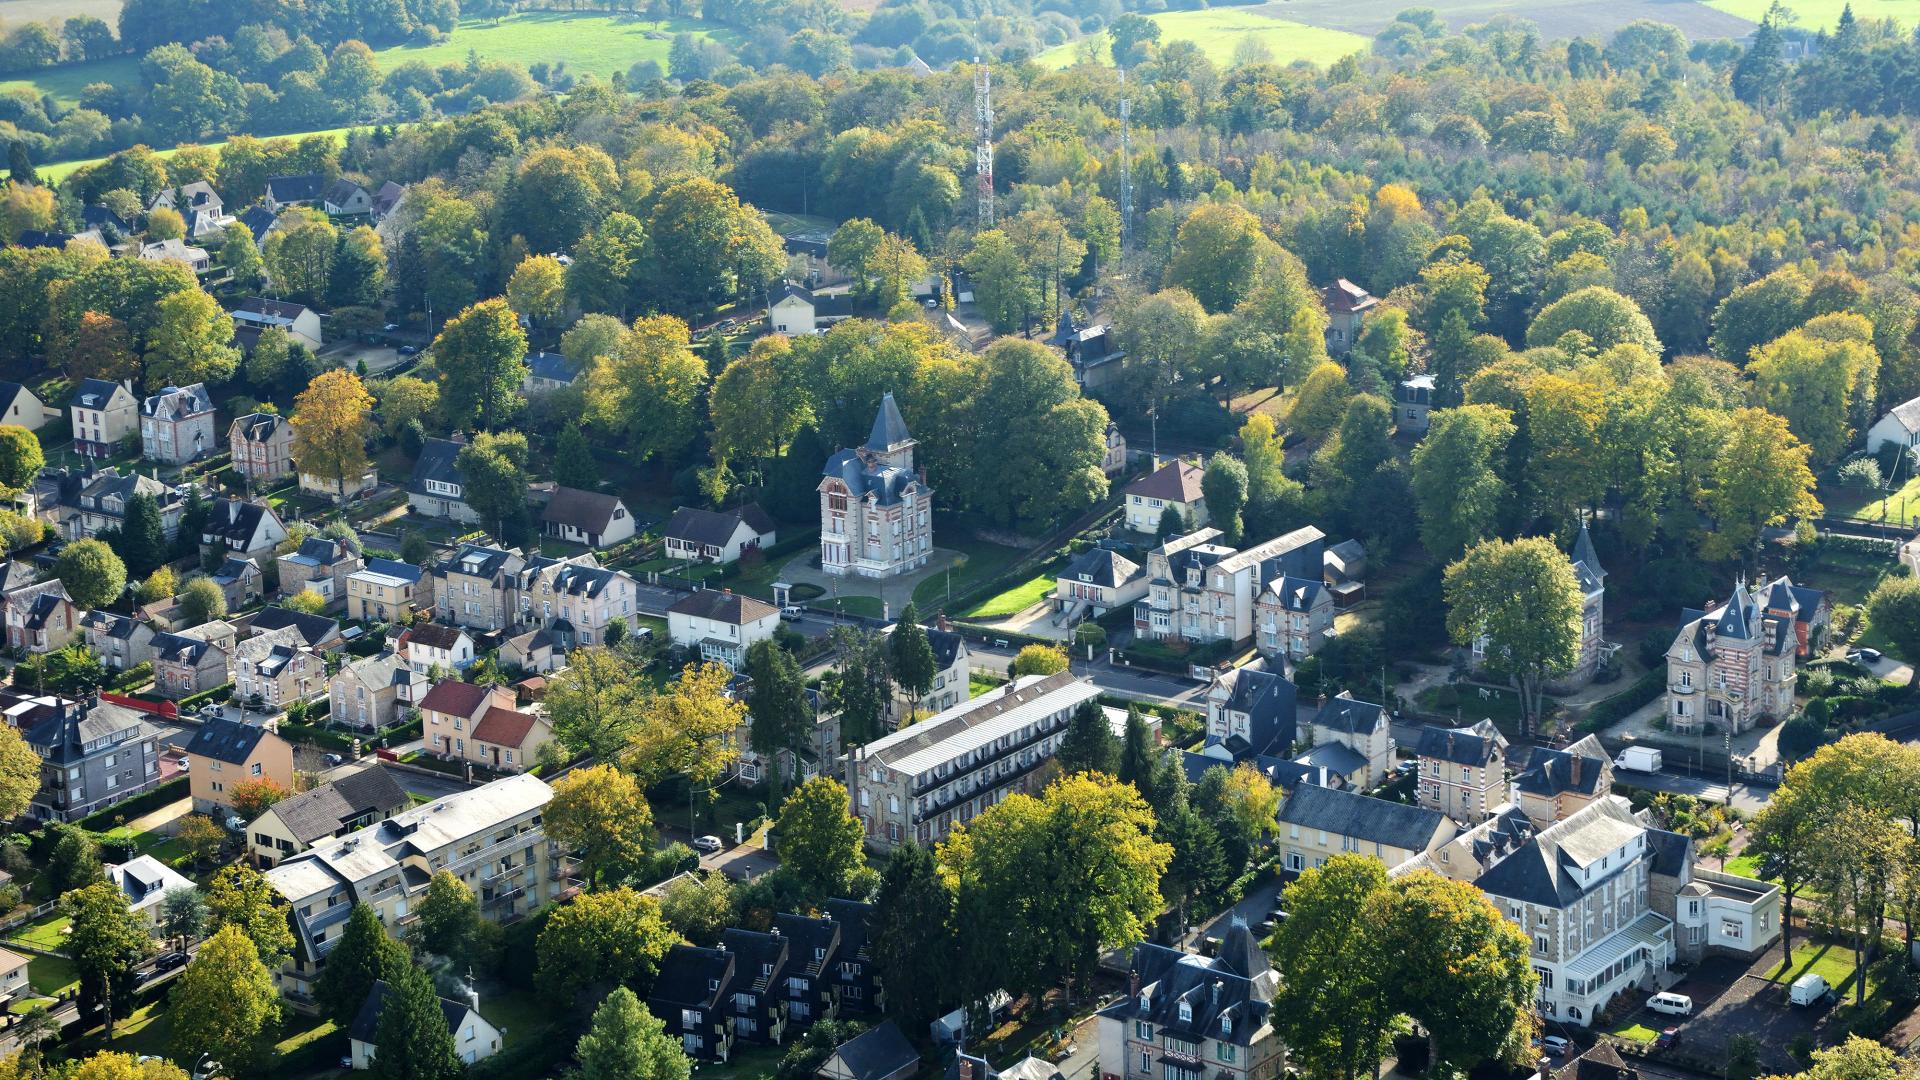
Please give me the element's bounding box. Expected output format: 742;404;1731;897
1513;735;1614;827
329;650;427;732
818;395;933;580
768;281;855;335
229;412;295;485
662;503;775;564
1277;784;1456;872
231;297;323;352
69;378;138;458
82;610;156;672
667;589;780;670
1095;923;1282;1080
151;628;232;700
408;436;478;524
3;579;78;656
819;1021;920;1080
264;173;326;210
277;536;362;610
1415;719;1510;825
1123;458;1207;534
106;854;196;929
184;717;294;813
1054;546;1146;620
348;979;502;1070
0;382;57;431
202;497;289;559
322;179;372;216
539;486;637;549
248;764;410;867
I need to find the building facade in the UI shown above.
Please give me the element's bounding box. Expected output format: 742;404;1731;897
1135;527;1325;647
1663;577;1825;736
140;383;216;465
818;394;933;580
1095;925;1284;1080
23;697;164;822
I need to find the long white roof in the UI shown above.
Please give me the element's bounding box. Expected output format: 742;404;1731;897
866;672;1100;777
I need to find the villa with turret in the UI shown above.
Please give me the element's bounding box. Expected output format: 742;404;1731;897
818;394;933;580
1663;576;1828;736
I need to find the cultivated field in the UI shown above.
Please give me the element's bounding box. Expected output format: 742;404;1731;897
371;12;734;77
1242;0;1757;40
1033;8;1369;69
1705;0;1920;30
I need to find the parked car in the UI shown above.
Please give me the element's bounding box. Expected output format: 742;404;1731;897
1654;1027;1681;1050
382;323;400;332
1541;1035;1572;1058
397;345;418;355
1853;647;1884;664
154;951;189;973
1647;992;1693;1017
780;605;806;621
322;753;343;767
693;835;724;855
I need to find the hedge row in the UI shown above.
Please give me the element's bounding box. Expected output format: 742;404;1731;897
1580;668;1666;731
75;777;189;831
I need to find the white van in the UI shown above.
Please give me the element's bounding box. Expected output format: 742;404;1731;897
1541;1035;1572;1057
1647;992;1694;1017
1789;973;1829;1006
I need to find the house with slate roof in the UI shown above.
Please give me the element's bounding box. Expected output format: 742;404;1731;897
209;556;263;609
186;715;295;813
820;1022;920;1080
347;558;425;624
1396;374;1434;435
1868;395;1920;456
651;942;739;1059
264;174;326;211
408;435;479;524
1321;278;1378;355
1189;664;1296;782
202;496;289;560
231;297;323;352
1415;719;1509;824
151;627;233;699
669;589;780;670
278;536;362;610
520;350;579;394
138;238;212;274
233;625;320;713
1123;458;1207;534
1135;526;1324;647
1302;691;1394;789
24;697;164;821
323;179;371;216
1513;735;1613;827
768;281;855;335
663;503;776;565
106;854;196;930
32;467;196;544
819;394;932;579
329;650;426;732
539;486;637;549
82;611;155;671
887;621;968;716
1095;921;1283;1080
248;764;410;867
0;382;57;432
1278;783;1456;872
140;383;216;464
245;606;345;652
1051;310;1126;391
229;412;295;485
1664;575;1825;735
348;979;502;1069
150;181;228;238
1054;546;1146;621
1252;569;1333;660
68;378;138;458
3;578;77;656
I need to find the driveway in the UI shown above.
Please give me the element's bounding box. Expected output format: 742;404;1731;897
1604;954;1814;1075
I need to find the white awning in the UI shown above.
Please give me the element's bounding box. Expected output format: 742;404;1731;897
1566;912;1672;982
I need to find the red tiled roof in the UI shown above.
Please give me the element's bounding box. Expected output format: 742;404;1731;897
473;706;539;748
418;680;489;717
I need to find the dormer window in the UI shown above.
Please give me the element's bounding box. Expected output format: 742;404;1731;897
1138;992;1149;1012
1177;1001;1191;1023
1219;1014;1231;1035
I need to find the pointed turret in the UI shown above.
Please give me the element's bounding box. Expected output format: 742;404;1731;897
865;391;914;455
1571;521;1605;584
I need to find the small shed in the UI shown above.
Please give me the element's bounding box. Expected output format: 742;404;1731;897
1324;539;1368;608
818;1020;920;1080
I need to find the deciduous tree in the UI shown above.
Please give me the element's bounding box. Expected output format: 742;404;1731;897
535;887;677;1006
546;647;645;762
1410;405;1515;558
291;369;374;497
584;315;707;464
412;870;481;965
0;724;39;821
1700;407;1821;564
1202;453;1248;544
1269;855;1402;1080
548;763;655;888
434;298;528;431
62;881;149;1039
55;539;125;609
316;904;409;1025
775;778;864;900
0;426;43;492
204;863;295;969
1443;537;1581;735
169;925;278;1074
1011;644;1068;677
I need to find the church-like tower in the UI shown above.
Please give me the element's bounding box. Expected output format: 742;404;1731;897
818;394;933;579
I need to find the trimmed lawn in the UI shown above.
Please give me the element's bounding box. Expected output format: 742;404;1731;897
959;572;1056;620
26;952;77;997
66;997;170;1057
970;673;1005;698
11;913;70;951
1724;853;1768;881
1824;471;1920;525
913;537;1029;614
372;13;736;79
1768;941;1866;997
1034;9;1366;70
478;988;560;1049
1609;1020;1658;1043
694;1042;785;1080
634;615;669;638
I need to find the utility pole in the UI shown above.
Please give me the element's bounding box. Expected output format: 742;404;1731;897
974;59;995;228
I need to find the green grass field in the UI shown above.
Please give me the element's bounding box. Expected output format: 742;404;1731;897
0;56;139;110
1705;0;1916;30
959;572;1056;619
1033;9;1368;71
372;12;732;78
913;537;1029;614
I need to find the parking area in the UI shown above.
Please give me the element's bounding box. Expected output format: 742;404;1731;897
1607;951;1830;1074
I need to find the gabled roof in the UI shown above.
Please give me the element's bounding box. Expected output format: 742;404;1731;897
662;503;775;547
1125;459;1205;504
651;943;733;1008
1472;796;1644;908
1314;692;1386;737
153;631;222;664
1261;575;1323;612
0;382;38;417
1884;396;1920;435
347;979;475;1045
1099;928;1274;1048
265;174;326;203
246;607;342;649
185;716;277;765
71;378;132;410
264;765;410;844
204;498;276;546
141;383;212;421
373;180;406;215
1515;734;1610;798
407;623;469;651
472;706;540;748
668;589;778;626
926;627;964;670
409;436;465;495
1321;278;1377;314
526;351;576;384
354;558;424;587
418;680;492;717
236;205;277;239
211;556;260;585
1416;720;1503;768
1061;546;1141;590
1278;784;1450;852
324;179;367;206
540;487;626;535
230;412;287;443
823;1021;919;1080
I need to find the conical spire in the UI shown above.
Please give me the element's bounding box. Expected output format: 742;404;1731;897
865;392;913;453
1571;521;1604;583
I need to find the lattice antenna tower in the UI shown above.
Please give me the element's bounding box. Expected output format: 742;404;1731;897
1119;67;1133;251
974;58;994;227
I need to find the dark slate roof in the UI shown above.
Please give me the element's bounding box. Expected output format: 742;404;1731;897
359;558;424;585
141;383;212;421
773;911;840;972
324;179;367;206
1558;1039;1638;1080
0;383;35;418
347;979;473;1045
1417;724;1502;768
526;351;576;384
1644;828;1691;879
824;898;873;960
528;556;627;600
266;174;326;203
231;412;286;443
408;624;468;650
72;378;129;410
1514;735;1609;798
248;607;342;649
867;392;913;451
186;716;274;765
1222;668;1296;758
437;543;515;580
82;204;130;233
1099;925;1273;1048
291;536;355;566
23;700;153;764
1262;575;1323;612
266;765;409;842
1571;522;1606;586
82;610;148;640
651;943;733;1008
926;627;964;670
373;180;406;215
541;487;625;535
153;632;220;664
721;926;789;986
1397;374;1434;406
669;589;778;626
826;1021;920;1080
204;499;272;547
409;436;464;495
1278;784;1449;852
1472;798;1644;907
1125;459;1204;503
1314;693;1385;737
1061;547;1142;590
821;448;919;505
236;205;276;240
662;503;774;547
1295;741;1367;777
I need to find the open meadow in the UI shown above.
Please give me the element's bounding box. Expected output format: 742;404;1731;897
1034;8;1368;69
371;12;736;78
1703;0;1919;30
1240;0;1755;39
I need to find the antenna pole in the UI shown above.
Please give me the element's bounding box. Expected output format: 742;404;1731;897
974;59;995;228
